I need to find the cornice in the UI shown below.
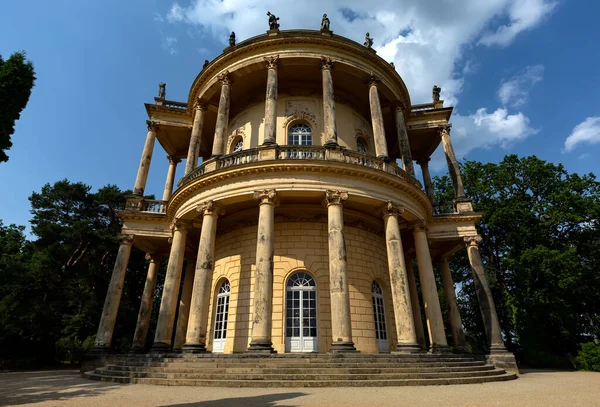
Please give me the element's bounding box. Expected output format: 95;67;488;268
430;212;483;224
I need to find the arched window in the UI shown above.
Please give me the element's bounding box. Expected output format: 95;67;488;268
285;272;318;352
372;281;388;352
212;279;230;353
357;138;368;154
288;124;312;146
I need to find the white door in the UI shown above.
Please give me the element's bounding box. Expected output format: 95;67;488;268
212;280;230;353
285;272;318;352
372;281;389;353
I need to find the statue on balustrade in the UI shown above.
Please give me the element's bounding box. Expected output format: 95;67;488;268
267;12;280;30
432;85;441;102
320;14;331;31
364;32;374;48
229;32;236;47
157;82;166;99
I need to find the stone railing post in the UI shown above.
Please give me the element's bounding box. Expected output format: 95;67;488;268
93;234;135;350
263;56;279;145
321;57;338;147
183;201;223;352
151;220;189;351
211;72;231;157
133;121;158;196
413;224;450;353
368;75;389;161
131;253;163;352
248;190;279;352
395;103;415;176
162;156;181;201
185;101;206;175
439;255;467;352
381;202;420;353
325;190;357;352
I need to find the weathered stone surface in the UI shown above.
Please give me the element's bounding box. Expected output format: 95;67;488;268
131;254;162;352
173;260;196;350
184;102;205;176
263;56;279;145
211;73;231;157
368;76;388;161
133;122;158;196
162;156;180;201
439;256;467;352
321;57;338;147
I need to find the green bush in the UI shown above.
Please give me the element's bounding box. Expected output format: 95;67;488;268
575;342;600;371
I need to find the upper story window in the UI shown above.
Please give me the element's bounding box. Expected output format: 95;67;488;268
357;139;368;154
231;139;243;153
288;124;312;146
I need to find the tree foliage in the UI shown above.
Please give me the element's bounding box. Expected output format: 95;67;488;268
0;51;36;162
434;155;600;367
0;180;160;367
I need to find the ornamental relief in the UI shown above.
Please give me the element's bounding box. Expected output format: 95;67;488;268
283;100;318;130
227;113;247;151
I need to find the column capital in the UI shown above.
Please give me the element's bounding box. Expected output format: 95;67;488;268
394;101;408;113
145;253;164;263
438;124;452;137
196;200;225;217
167;155;182;165
264;55;280;70
416;157;431;166
464;235;483;247
411;220;428;232
118;234;135;245
380;200;405;218
320;56;336;71
146;120;159;131
169;218;191;233
366;73;382;87
193;98;207;111
325;190;348;206
217;71;231;85
254;189;279;206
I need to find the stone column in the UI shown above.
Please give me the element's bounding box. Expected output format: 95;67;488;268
325;190;356;352
381;202;420;353
211;72;231;157
131;253;162;352
133;121;158;196
418;159;435;204
368;75;389;161
440;125;466;199
263;56;279;145
93;234;135;349
405;259;427;350
173;260;196;350
151;221;189;351
248;190;278;352
464;236;507;352
184;101;206;175
439;255;467;352
395;103;415;176
413;224;450;353
321;57;338;147
162;156;180;201
183;201;223;352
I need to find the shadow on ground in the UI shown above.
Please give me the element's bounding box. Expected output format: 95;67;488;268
157;392;307;407
0;370;120;406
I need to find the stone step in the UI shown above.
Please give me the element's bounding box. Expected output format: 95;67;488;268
106;364;495;375
119;355;474;364
84;372;517;387
93;368;507;381
115;361;485;369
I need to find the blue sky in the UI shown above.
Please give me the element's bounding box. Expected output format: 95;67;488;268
1;0;599;233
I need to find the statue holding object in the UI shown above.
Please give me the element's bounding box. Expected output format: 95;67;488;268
321;14;331;31
267;12;280;30
364;32;374;49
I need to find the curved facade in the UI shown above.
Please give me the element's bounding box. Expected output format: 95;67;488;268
92;28;516;369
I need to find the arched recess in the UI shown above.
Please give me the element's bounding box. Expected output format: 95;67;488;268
285;270;318;353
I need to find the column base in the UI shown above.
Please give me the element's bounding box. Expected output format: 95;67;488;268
490;343;510;354
87;345;113;356
149;342;171;353
452;345;469;354
129;345;147;354
247;340;276;353
485;352;519;374
182;343;208;353
329;341;358;353
262;140;277;146
377;155;391;163
429;344;452;354
392;343;422;354
324;140;339;148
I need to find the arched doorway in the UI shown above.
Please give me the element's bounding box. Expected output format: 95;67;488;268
372;281;389;352
212;279;230;353
285;272;318;352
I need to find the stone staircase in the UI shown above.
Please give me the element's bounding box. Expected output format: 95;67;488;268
83;353;517;387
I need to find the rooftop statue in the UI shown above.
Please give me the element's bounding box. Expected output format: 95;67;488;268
157;82;166;99
432;85;441;102
320;14;330;31
267;11;280;30
364;32;374;49
229;32;236;47
203;60;209;70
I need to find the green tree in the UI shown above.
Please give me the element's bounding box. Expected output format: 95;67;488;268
434;155;600;366
0;51;36;162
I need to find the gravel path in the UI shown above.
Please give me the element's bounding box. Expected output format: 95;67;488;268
0;369;598;407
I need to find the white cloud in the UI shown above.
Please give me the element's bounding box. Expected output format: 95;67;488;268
479;0;557;47
498;64;544;107
564;117;600;153
160;34;178;55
